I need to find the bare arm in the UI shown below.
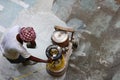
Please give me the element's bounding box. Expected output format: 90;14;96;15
28;55;51;63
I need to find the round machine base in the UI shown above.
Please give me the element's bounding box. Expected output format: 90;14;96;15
46;56;67;77
46;66;66;77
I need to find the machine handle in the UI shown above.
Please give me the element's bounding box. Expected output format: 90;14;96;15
54;25;75;32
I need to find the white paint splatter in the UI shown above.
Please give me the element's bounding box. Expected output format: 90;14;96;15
10;0;29;9
0;4;4;11
0;25;6;33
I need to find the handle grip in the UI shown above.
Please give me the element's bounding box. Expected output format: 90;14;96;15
54;25;74;32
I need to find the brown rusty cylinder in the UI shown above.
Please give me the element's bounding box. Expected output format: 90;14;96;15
51;31;69;47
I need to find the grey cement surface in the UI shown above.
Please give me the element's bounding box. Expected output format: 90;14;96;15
0;0;120;80
64;0;120;80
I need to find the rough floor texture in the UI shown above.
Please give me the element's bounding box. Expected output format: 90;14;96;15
0;0;120;80
57;0;120;80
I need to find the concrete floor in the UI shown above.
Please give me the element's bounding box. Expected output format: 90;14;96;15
64;0;120;80
0;0;120;80
0;0;67;80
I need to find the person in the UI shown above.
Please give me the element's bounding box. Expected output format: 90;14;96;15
0;25;51;65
